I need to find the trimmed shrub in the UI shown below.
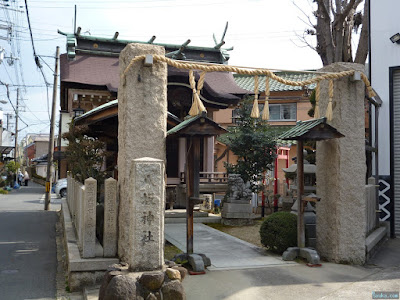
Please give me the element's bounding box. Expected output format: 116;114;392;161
259;212;297;254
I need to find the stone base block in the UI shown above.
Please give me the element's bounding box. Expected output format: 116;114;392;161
188;254;205;272
299;248;320;265
282;247;299;261
222;218;254;226
282;247;320;265
172;253;211;271
223;202;252;213
225;199;251;204
221;212;253;219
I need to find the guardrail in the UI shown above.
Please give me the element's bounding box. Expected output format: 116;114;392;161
180;171;228;184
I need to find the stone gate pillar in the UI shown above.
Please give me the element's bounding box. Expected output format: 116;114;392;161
316;63;366;264
118;43;167;266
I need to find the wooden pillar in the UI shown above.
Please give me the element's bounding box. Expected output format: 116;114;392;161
186;136;200;254
297;140;305;248
178;137;186;179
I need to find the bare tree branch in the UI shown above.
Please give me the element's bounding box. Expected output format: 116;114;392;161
341;0;358;21
293;31;317;51
293;1;315;28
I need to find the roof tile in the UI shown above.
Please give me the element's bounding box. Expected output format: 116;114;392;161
234;72;317;92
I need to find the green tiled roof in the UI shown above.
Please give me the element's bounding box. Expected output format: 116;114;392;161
234;72;317;92
279;118;327;140
167;112;226;136
75;99;181;124
167;115;202;136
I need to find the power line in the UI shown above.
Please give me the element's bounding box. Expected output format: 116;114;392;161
38;55;54;72
24;0;41;68
0;81;28;127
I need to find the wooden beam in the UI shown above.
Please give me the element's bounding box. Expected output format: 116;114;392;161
297;140;305;248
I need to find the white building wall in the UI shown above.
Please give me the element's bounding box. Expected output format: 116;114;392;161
371;0;400;175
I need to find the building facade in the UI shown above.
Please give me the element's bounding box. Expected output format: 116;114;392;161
370;0;400;236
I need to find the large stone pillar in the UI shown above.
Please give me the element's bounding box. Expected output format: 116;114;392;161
118;43;167;264
316;63;366;264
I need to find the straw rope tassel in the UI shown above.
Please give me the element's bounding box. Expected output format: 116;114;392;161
251;75;260;118
188;70;200;116
262;77;270;120
326;80;334;121
196;71;207;113
314;82;321;119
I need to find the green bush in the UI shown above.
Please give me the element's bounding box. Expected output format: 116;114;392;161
0;189;8;194
259;212;297;254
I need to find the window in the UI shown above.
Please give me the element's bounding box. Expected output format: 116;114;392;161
231;103;297;123
232;108;241;124
269;103;296;121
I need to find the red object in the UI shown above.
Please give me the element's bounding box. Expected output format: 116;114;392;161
189;270;206;275
306;263;322;267
273;146;290;211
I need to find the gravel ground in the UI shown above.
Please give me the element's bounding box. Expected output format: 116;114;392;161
206;219;265;248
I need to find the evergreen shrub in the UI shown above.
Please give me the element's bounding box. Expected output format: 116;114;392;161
259;212;297;254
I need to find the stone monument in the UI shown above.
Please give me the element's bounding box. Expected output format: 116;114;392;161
222;174;254;225
118;43;167;268
103;178;118;257
316;63;366;264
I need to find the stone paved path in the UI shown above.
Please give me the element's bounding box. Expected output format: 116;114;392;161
165;223;295;270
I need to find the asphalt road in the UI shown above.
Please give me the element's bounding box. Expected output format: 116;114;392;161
0;182;60;300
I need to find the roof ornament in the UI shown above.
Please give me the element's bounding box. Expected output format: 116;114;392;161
165;39;191;60
213;22;228;49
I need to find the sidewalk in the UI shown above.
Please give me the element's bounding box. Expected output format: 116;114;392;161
0;182;60;299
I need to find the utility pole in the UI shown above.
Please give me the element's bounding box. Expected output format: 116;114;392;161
14;88;19;163
45;46;59;210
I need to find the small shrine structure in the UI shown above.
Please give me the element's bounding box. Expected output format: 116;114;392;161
279;117;344;264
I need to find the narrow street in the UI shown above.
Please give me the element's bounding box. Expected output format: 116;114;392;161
0;182;60;300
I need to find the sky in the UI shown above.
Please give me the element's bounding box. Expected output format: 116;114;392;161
0;0;328;142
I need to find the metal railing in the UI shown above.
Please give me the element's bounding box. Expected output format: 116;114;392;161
180;171;228;184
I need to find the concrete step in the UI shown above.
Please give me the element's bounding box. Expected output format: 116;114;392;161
165;215;221;224
165;209;209;218
84;286;100;300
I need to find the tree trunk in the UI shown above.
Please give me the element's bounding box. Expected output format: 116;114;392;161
313;0;367;65
343;7;356;62
354;0;369;64
316;0;335;65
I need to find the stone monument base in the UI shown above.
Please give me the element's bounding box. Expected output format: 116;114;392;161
282;247;321;265
222;202;254;226
98;262;187;300
173;253;211;273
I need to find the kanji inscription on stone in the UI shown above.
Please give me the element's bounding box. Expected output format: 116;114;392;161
131;158;164;271
104;178;117;257
82;177;97;258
